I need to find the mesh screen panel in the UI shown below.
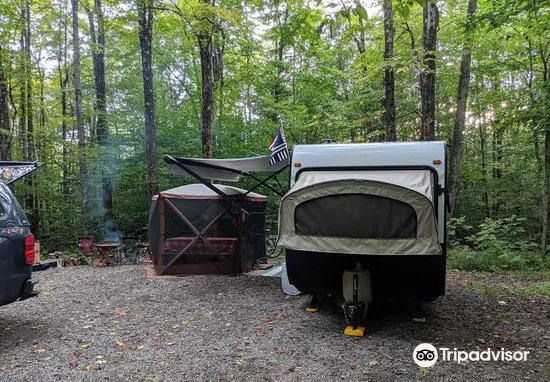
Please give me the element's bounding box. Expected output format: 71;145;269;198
294;194;417;238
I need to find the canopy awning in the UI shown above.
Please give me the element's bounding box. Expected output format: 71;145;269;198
164;155;289;214
0;161;41;184
166;155;288;182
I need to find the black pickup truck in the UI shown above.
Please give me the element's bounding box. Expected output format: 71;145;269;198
0;162;40;306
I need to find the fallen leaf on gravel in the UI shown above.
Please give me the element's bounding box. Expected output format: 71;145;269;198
36;349;46;353
79;343;91;349
498;300;507;305
171;324;180;330
69;352;82;367
116;340;131;350
369;360;379;367
83;364;92;371
182;320;189;326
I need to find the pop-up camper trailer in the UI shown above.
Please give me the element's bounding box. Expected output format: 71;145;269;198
277;141;447;334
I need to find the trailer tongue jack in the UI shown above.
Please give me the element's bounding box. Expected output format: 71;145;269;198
343;264;371;336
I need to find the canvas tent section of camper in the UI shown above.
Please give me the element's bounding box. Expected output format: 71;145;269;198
277;177;441;256
148;184;267;276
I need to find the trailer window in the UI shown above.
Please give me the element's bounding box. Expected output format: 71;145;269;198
294;194;417;239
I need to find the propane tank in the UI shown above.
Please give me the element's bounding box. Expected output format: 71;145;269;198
343;263;372;303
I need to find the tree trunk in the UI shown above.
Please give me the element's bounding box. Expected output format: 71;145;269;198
543;128;549;255
214;30;225;154
0;45;11;160
491;121;503;217
479;112;489;217
87;0;113;228
21;0;38;231
197;0;217;159
419;0;439;141
71;0;91;233
19;5;28;161
137;0;158;198
38;65;46;129
383;0;396;141
448;0;478;215
57;11;69;199
25;0;33;161
269;7;289;125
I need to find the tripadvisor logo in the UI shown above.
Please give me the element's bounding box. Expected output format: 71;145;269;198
413;343;438;367
413;343;530;367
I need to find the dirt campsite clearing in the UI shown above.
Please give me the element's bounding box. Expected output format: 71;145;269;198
0;265;548;382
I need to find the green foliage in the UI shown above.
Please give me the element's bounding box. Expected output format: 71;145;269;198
523;282;550;297
0;0;546;261
448;216;545;272
449;246;545;272
466;216;536;253
448;216;472;246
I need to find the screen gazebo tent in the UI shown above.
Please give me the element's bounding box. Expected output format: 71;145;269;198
149;184;268;275
149;154;289;276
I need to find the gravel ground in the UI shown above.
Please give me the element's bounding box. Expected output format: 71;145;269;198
0;265;548;382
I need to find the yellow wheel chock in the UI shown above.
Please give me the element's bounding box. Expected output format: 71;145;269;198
344;326;365;337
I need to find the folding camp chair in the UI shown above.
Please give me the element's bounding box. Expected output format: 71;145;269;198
76;236;100;264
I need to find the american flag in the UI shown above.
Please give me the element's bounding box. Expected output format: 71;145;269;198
268;126;289;165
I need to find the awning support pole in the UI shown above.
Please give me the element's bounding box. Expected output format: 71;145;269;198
165;156;250;215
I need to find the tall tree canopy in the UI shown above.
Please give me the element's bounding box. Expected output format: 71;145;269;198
0;0;546;256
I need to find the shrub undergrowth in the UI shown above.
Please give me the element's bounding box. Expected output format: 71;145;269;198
447;216;547;272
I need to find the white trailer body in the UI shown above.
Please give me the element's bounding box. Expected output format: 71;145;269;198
279;141;448;304
289;141;446;245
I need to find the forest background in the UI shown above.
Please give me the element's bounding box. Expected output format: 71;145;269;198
0;0;548;272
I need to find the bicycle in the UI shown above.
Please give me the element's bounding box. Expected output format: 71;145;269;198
266;229;284;259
